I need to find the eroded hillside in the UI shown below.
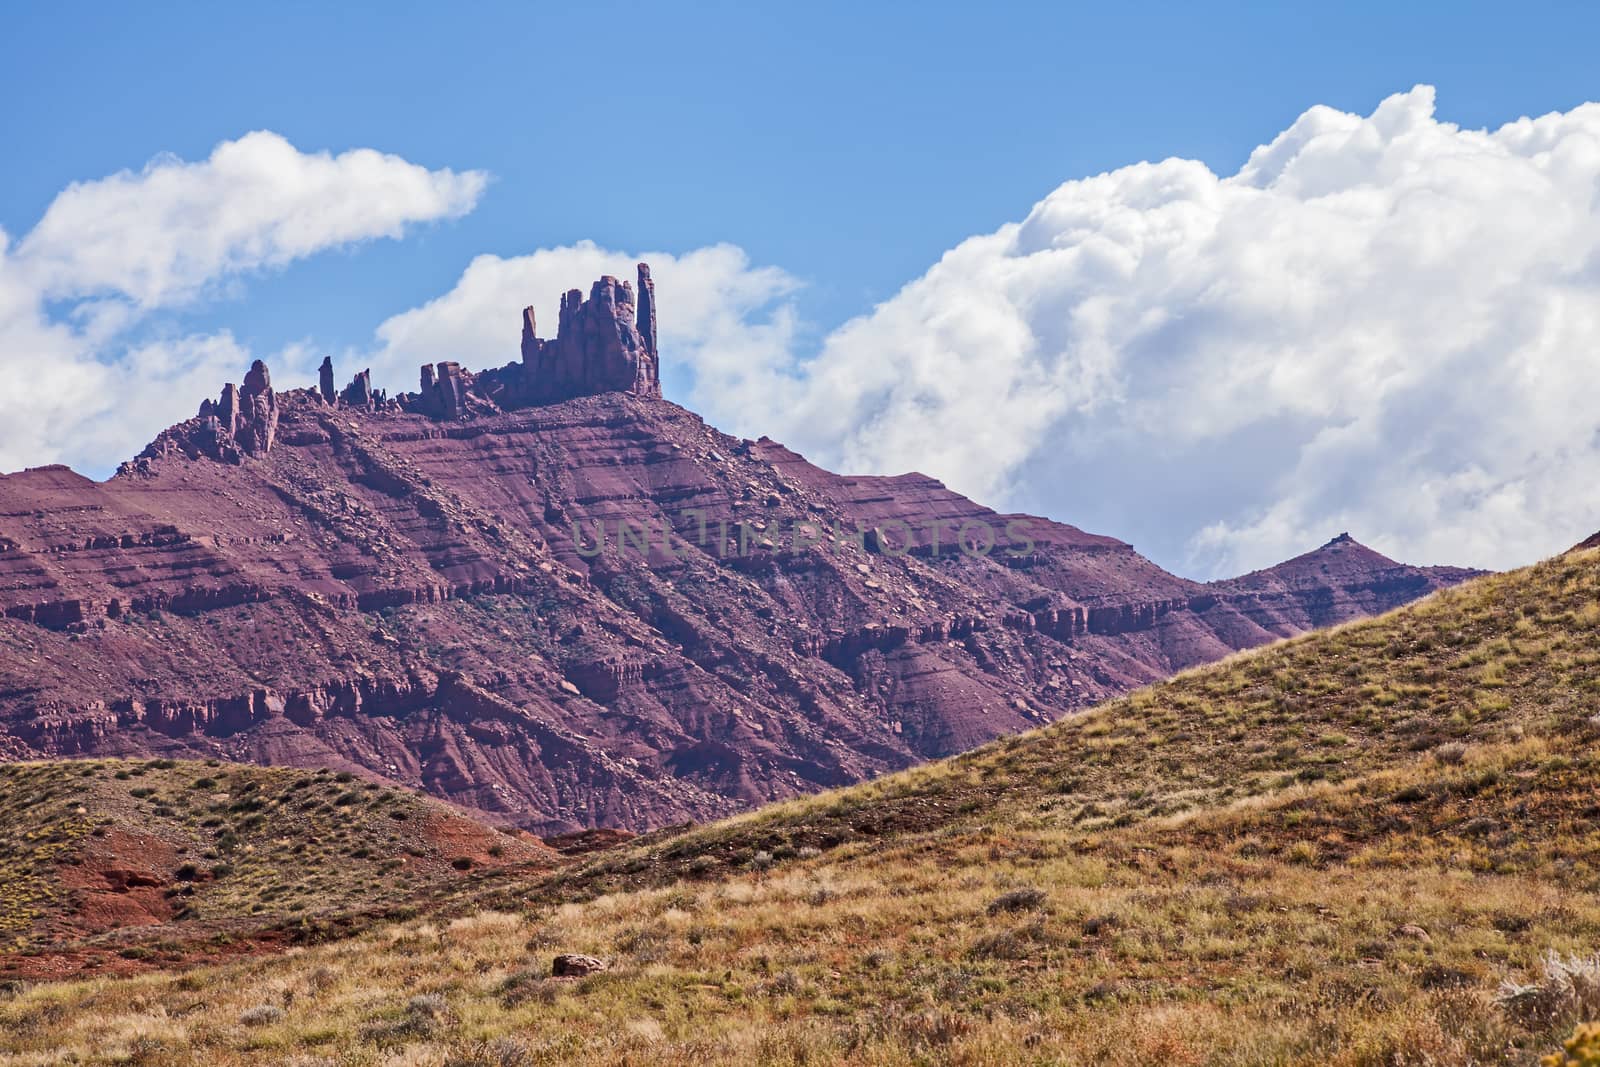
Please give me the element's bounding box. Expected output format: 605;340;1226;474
2;548;1597;1064
0;272;1481;832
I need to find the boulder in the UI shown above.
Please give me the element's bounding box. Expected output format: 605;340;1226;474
1393;923;1432;944
551;953;608;978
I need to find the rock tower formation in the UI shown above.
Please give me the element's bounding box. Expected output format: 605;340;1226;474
520;263;662;402
185;360;280;462
141;265;667;460
318;357;336;403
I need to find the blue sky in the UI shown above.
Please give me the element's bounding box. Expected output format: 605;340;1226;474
6;1;1594;358
5;3;1600;577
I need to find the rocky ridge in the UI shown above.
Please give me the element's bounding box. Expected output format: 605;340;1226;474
0;266;1484;831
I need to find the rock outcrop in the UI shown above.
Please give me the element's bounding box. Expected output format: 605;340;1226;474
419;361;473;420
637;262;658;363
519;265;662;402
235;360;278;455
165;359;280;463
327;264;665;421
318;357;336;404
341;368;376;409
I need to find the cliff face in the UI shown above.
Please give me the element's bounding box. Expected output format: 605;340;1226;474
0;269;1484;832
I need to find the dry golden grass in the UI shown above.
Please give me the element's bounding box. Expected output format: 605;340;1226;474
7;550;1600;1063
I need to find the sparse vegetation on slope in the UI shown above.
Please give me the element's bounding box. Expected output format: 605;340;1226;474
0;759;553;979
5;550;1600;1064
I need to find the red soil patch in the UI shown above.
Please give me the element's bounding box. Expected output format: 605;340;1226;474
53;830;180;936
418;812;558;871
4;925;295;982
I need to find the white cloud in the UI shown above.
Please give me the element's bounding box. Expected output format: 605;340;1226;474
0;133;486;475
17;131;485;308
685;86;1600;576
13;91;1600;580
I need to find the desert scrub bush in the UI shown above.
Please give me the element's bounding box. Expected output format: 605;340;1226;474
1545;1022;1600;1067
497;968;560;1008
1499;952;1600;1029
407;992;449;1019
1286;840;1320;865
986;886;1048;914
895;1007;977;1049
968;920;1059;961
362;992;451;1044
237;1004;285;1026
456;1036;533;1067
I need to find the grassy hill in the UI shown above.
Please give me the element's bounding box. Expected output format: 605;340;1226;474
6;549;1600;1064
0;758;555;980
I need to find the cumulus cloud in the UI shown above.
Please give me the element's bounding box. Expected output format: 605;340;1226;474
700;86;1600;576
17;131;485;308
0;132;486;474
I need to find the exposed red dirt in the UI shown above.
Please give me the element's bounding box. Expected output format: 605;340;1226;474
417;811;554;869
54;829;180;934
3;926;298;982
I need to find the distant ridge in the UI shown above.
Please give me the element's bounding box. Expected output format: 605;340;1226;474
0;269;1484;831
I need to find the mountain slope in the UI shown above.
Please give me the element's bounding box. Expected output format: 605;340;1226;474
1;543;1593;1064
0;268;1482;831
1209;530;1482;627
